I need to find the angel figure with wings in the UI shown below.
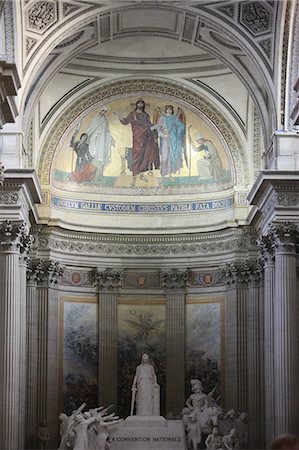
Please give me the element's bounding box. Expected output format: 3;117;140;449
153;105;187;180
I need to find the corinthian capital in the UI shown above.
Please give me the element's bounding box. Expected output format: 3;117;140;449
269;221;298;252
27;259;64;286
0;220;27;252
256;234;275;264
96;268;123;289
161;268;189;290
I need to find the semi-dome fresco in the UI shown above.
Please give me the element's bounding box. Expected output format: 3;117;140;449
52;94;233;196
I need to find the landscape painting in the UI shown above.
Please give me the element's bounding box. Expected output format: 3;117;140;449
52;94;232;195
186;300;222;400
117;300;166;417
61;298;98;414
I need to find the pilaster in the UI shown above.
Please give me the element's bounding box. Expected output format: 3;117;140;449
26;259;63;450
96;268;123;407
161;268;189;415
247;260;264;449
223;262;249;413
257;234;276;447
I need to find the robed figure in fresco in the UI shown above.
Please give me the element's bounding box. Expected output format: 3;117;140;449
154;105;186;180
69;130;96;183
190;131;225;180
117;100;160;186
84;107;115;181
131;353;160;416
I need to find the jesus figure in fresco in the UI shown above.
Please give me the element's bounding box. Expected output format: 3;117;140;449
115;99;160;187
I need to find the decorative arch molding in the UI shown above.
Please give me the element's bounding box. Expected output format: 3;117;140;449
38;78;246;187
19;1;277;138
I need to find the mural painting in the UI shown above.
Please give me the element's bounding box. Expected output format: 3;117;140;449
61;299;98;414
117;300;166;417
186;300;222;400
52;95;232;194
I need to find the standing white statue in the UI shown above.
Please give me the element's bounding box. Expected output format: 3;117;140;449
131;353;160;416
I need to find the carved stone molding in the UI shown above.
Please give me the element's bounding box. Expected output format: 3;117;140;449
32;227;258;259
161;268;189;290
26;259;64;286
0;192;19;204
0;162;4;186
95;268;123;290
27;1;57;33
0;220;27;252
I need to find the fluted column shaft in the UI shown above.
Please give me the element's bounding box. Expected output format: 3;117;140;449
96;268;122;407
165;290;185;415
0;220;30;450
223;263;249;413
264;257;275;446
236;286;248;412
247;275;264;449
98;291;118;406
26;281;39;449
161;269;188;415
274;243;298;435
26;260;62;450
18;255;28;450
0;250;21;450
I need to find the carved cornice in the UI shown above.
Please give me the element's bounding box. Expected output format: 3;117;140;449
161;268;190;290
32;226;258;259
0;220;28;252
95;268;123;290
26;259;64;286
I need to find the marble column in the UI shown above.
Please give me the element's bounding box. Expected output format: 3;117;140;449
223;263;249;412
247;260;264;449
96;268;123;407
26;260;63;449
161;269;189;415
0;220;29;450
258;234;276;447
272;223;299;436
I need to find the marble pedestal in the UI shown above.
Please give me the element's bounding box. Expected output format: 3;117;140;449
109;416;187;450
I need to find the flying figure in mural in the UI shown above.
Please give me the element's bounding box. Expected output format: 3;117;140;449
84;107;115;181
131;353;160;416
188;128;225;181
69;125;97;183
153;105;187;181
115;99;160;187
124;309;164;341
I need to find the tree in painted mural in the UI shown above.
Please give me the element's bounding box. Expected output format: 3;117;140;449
63;303;98;414
117;306;166;418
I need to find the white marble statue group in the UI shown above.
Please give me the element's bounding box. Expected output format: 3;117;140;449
182;379;248;450
58;403;121;450
57;354;247;450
